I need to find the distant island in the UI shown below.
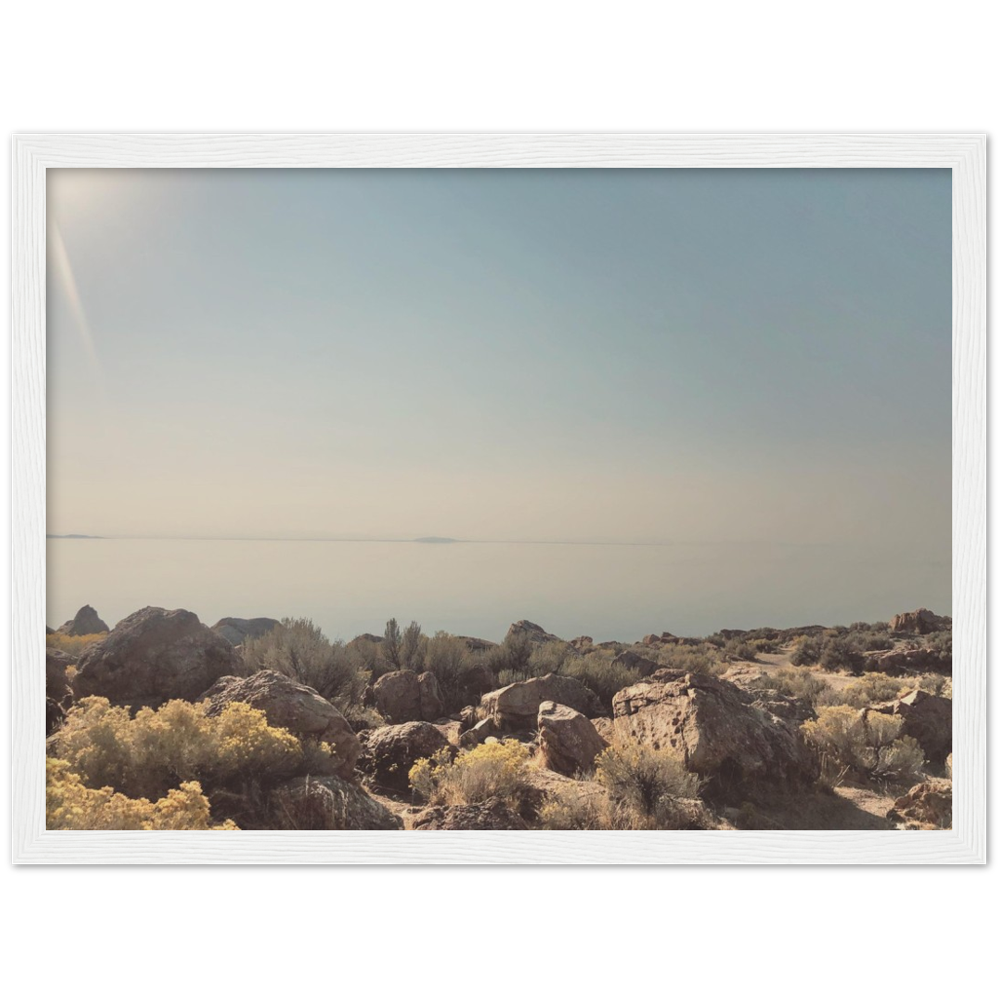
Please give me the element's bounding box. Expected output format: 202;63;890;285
47;534;103;539
413;537;460;544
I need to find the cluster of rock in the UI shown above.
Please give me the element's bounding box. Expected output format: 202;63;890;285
889;608;951;635
44;605;954;832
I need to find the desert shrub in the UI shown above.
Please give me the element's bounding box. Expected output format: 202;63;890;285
818;638;865;674
240;617;366;712
911;672;952;698
50;696;334;803
926;631;952;656
484;633;533;676
801;706;925;785
527;640;574;676
45;632;107;660
562;650;641;710
409;739;531;807
400;620;426;671
817;672;903;709
593;741;701;829
750;666;829;706
382;618;403;669
654;643;722;675
790;637;823;666
751;637;781;655
721;639;757;663
537;783;617;830
423;632;494;712
46;757;236;830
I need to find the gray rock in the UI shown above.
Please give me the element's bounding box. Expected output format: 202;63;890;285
358;721;453;792
57;605;109;636
211;616;281;645
481;673;603;730
537;701;608;776
271;775;402;830
73;606;240;708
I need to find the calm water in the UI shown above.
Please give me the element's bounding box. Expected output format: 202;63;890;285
46;538;950;643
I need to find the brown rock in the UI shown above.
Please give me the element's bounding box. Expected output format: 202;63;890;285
505;620;562;645
73;606;241;708
455;635;498;653
889;608;951;635
864;646;951;676
481;673;603;730
358;721;453;792
870;689;951;764
203;670;361;780
211;616;281;645
410;797;528;830
372;669;445;723
537;701;608;776
612;648;661;677
56;604;109;636
458;716;501;749
271;775;402;830
611;670;819;800
887;777;952;829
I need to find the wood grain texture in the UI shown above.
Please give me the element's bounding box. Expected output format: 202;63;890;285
11;133;987;864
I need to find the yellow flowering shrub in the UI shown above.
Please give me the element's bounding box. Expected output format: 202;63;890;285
409;739;531;806
46;757;237;830
50;696;328;802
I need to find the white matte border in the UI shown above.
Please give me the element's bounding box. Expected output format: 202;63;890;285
12;133;987;864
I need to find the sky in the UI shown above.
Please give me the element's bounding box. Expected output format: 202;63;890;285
47;168;951;559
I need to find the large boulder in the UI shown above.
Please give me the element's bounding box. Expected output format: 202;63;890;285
612;648;661;677
456;635;498;653
537;701;608;776
46;648;74;701
611;669;819;800
211;617;281;646
870;689;951;764
372;670;445;723
56;604;109;636
358;722;453;792
72;607;240;708
410;798;528;830
505;620;562;645
270;775;402;830
863;645;951;676
481;673;603;730
203;670;360;780
887;777;952;829
889;608;951;635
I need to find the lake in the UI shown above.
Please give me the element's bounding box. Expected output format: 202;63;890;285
46;538;951;643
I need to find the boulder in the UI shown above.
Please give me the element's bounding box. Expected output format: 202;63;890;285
271;775;402;830
863;646;951;676
537;701;608;776
72;606;240;708
568;636;594;653
211;616;281;645
887;777;952;829
56;604;109;636
458;716;501;749
410;797;528;830
611;669;819;800
481;673;603;730
349;633;384;646
203;670;360;779
372;669;445;723
612;648;661;677
505;620;562;645
870;689;951;764
358;722;453;792
889;608;951;635
46;648;74;701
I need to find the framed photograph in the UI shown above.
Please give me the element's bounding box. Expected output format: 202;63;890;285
12;133;986;864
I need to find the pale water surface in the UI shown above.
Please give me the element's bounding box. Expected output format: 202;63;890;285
47;539;950;643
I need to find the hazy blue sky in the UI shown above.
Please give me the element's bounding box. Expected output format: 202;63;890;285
47;168;951;558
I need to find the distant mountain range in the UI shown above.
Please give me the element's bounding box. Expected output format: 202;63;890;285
47;534;103;539
413;536;460;544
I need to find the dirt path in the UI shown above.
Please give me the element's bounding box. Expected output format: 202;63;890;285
754;648;856;690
